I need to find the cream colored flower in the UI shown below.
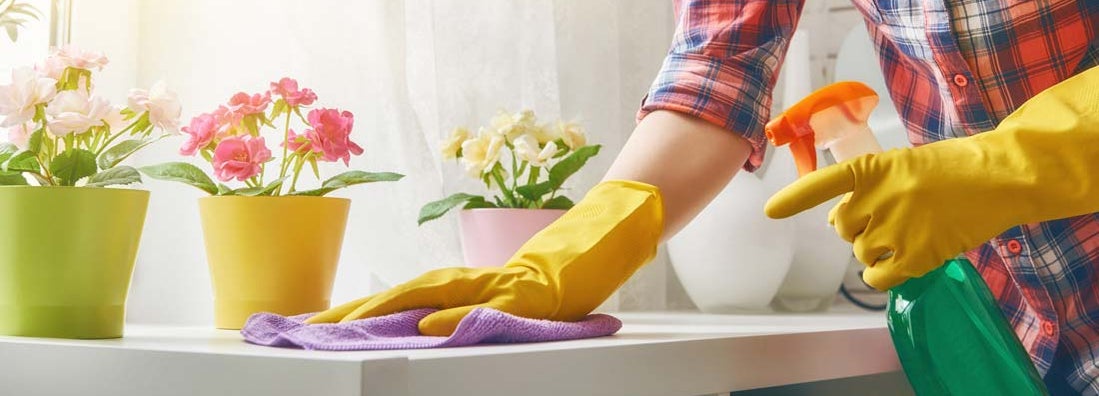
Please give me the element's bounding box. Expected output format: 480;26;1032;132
528;124;556;145
440;127;470;159
513;134;557;167
490;109;537;141
460;128;505;177
556;121;586;150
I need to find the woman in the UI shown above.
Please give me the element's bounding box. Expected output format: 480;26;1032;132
310;1;1099;393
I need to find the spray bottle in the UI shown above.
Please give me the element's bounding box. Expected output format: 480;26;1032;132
766;81;1047;395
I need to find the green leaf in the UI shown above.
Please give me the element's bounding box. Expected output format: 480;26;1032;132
548;145;601;189
293;107;308;124
270;99;287;119
97;138;154;169
309;157;320;179
323;171;404;188
418;192;482;225
216;183;233;196
0;143;17;164
0;172;27;185
541;195;575;210
515;181;554;201
289;171;405;197
462;196;497;209
129;112;151;135
26;128;43;154
3;150;39;172
84;166;142;187
138;162;218;195
49;149;98;186
233;176;288;196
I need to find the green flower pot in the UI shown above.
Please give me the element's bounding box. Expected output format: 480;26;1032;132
0;186;149;339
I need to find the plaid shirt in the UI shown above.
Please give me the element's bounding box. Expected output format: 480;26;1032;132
639;0;1099;392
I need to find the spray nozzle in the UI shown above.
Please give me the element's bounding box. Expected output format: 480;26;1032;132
765;81;882;177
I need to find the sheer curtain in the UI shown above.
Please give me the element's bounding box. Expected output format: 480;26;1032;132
86;0;686;325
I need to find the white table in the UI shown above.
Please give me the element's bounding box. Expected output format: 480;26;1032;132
0;306;903;396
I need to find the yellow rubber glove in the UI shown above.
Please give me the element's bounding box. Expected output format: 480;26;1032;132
766;66;1099;290
306;180;664;335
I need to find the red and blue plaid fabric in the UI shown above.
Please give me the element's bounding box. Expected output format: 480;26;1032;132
639;0;1099;392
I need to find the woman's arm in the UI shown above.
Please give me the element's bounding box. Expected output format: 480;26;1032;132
605;110;752;240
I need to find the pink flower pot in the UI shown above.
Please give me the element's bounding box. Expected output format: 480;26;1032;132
458;208;566;267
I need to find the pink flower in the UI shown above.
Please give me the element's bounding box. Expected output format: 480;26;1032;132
282;128;312;152
52;45;109;71
212;105;242;138
269;78;317;107
304;108;362;165
180;113;217;156
212;135;272;182
226;92;270;116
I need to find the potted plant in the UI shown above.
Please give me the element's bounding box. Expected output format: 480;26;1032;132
139;78;403;329
419;109;600;267
0;46;181;338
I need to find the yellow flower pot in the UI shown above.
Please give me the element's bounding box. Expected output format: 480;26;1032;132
0;186;149;339
198;196;350;329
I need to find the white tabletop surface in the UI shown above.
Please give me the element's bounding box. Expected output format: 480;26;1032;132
0;305;901;396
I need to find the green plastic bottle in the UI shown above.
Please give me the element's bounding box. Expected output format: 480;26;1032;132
888;258;1047;395
766;82;1048;395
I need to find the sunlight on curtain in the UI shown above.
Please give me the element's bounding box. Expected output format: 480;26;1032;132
108;0;681;324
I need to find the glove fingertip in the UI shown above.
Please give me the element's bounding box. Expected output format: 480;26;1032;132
419;310;463;337
862;266;906;291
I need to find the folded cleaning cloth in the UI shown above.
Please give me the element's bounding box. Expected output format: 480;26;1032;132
240;308;622;351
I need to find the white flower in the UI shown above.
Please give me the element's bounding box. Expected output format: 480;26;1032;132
6;121;35;150
556;121;586;150
46;90;111;136
128;81;181;134
490;109;536;141
0;67;57;127
102;106;127;132
460;128;505;177
513;134;557;167
440;127;469;159
35;56;66;80
53;45;109;71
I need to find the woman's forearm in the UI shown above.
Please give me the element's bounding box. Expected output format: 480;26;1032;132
603;110;752;240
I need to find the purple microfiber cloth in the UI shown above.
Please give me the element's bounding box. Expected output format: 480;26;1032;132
240;307;622;351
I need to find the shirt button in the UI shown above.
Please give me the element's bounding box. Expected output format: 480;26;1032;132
1042;321;1056;336
1006;240;1022;255
953;74;969;87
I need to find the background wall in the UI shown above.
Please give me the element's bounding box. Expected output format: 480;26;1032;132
7;0;869;325
122;0;683;324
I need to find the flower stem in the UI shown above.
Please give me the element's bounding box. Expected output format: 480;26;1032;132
278;111;292;179
510;153;522;206
94;114;142;156
491;166;516;208
288;154;306;193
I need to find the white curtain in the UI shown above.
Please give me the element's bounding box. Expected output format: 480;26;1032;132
73;0;689;325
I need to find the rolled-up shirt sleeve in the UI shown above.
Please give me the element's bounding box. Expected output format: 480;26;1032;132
638;0;805;171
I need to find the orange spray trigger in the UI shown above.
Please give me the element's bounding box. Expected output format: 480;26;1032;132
765;81;882;177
